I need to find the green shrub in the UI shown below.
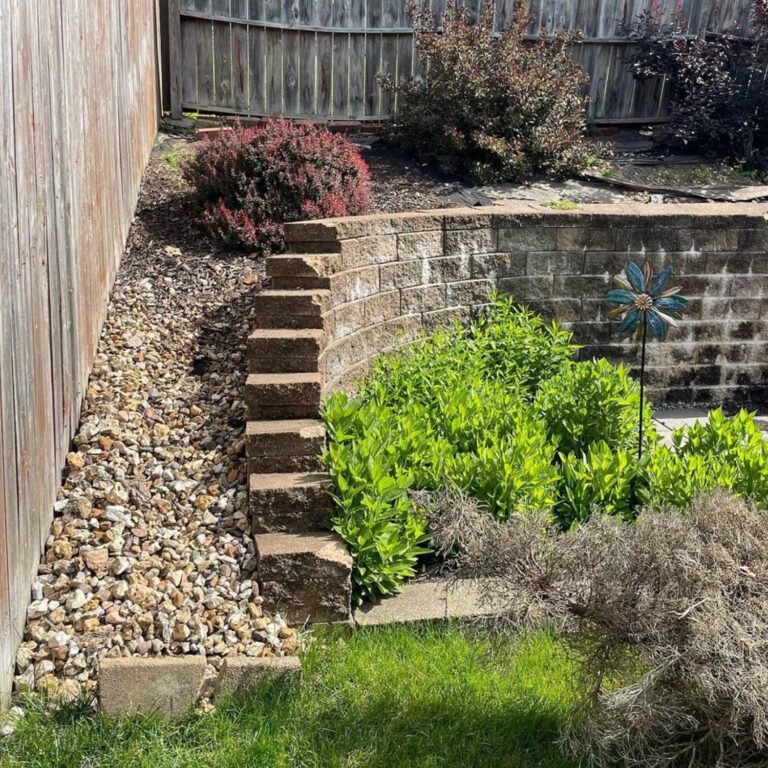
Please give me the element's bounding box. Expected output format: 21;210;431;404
323;299;575;602
537;359;655;455
641;408;768;509
640;447;735;510
324;298;768;603
383;2;596;183
557;442;638;527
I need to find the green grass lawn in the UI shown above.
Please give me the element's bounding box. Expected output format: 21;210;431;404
0;623;579;768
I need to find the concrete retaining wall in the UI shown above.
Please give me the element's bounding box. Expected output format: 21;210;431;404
247;203;768;622
278;203;768;404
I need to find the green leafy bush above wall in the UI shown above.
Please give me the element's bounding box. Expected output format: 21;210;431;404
323;299;768;603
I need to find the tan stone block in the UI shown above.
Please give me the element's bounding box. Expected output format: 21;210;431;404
526;251;585;276
250;473;332;533
397;230;444;260
470;253;526;279
421;255;472;284
444;228;496;256
555;227;616;251
99;656;205;717
257;531;353;623
332;266;381;303
330;299;366;342
401;284;446;314
497;227;557;253
445;279;495;306
339;235;397;269
364;290;401;325
380;260;424;291
552;273;609;299
497;275;554;300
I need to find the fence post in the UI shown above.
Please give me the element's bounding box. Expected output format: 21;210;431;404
168;0;182;119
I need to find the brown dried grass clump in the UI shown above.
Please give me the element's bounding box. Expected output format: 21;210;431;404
421;486;768;767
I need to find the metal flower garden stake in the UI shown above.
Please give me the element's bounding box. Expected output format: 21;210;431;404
605;261;689;460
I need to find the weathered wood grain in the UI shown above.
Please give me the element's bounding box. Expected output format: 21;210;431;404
171;0;758;121
0;0;159;705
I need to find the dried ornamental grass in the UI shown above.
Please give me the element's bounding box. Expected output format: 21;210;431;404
424;488;768;767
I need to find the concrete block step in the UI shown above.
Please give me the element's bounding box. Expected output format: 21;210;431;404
247;329;324;373
246;419;325;474
266;254;338;276
249;472;333;533
253;290;329;330
245;372;321;420
255;531;352;623
270;274;331;290
266;255;336;290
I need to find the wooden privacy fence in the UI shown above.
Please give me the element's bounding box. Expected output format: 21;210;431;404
0;0;160;703
168;0;756;123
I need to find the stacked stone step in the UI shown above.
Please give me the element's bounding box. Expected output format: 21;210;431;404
247;250;352;624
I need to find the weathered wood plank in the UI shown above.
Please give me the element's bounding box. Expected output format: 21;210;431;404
213;19;234;107
181;17;199;105
317;31;333;116
332;33;350;116
0;0;159;703
0;0;19;708
364;31;382;116
232;14;249;110
248;22;266;112
196;18;215;105
169;0;183;116
283;29;301;114
266;27;284;112
299;30;317;115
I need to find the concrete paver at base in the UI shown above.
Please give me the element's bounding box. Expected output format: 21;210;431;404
99;656;206;716
654;407;710;432
445;579;509;618
214;656;301;698
355;582;448;626
354;579;510;627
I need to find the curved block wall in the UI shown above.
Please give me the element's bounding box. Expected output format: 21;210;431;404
246;203;768;622
276;203;768;404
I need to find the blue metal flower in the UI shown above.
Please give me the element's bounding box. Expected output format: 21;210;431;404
605;261;689;340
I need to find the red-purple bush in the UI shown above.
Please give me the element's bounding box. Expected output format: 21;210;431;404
628;0;768;171
183;120;372;253
384;1;595;183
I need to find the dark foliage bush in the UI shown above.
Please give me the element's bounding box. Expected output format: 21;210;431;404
183;120;371;253
628;0;768;170
426;489;768;768
384;0;595;183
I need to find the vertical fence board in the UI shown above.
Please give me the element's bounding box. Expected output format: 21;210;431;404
284;29;301;114
232;17;249;110
266;28;283;112
333;33;350;116
213;20;232;107
249;23;266;113
317;32;334;116
181;17;199;105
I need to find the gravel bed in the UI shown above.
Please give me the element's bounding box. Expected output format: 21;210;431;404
14;137;299;702
12;132;531;702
